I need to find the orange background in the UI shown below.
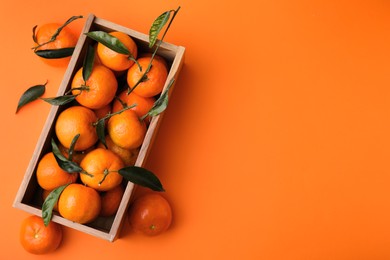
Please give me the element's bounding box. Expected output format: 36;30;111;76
1;0;390;259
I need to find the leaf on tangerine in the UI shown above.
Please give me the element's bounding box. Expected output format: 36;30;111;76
85;31;130;55
42;183;69;226
67;134;80;162
149;10;171;48
34;47;75;59
82;44;95;82
51;138;83;173
143;78;174;119
40;95;76;106
119;166;165;192
96;119;107;148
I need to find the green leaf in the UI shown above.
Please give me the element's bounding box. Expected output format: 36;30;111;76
16;81;47;113
34;47;75;59
67;134;80;161
149;11;171;48
119;166;165;192
82;44;95;82
42;183;69;226
32;25;38;43
142;78;174;120
85;31;130;55
96;119;107;148
40;95;76;106
51;138;83;173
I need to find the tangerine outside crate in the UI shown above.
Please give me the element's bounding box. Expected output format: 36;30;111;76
13;13;185;242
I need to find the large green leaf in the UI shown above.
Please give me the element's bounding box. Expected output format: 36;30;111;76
96;119;107;148
85;31;130;55
82;44;95;82
149;11;171;48
16;82;46;113
34;47;75;59
40;95;76;106
119;166;165;192
143;78;174;119
51;138;83;173
67;134;80;162
42;184;69;226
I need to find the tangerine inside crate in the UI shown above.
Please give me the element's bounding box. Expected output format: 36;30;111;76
13;13;185;242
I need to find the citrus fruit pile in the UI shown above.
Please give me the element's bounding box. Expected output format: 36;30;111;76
17;9;180;254
35;27;170;224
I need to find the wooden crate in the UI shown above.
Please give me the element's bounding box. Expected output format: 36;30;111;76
13;13;185;242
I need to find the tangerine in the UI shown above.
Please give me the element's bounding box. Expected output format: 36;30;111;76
79;148;124;191
33;23;77;67
127;56;168;98
20;215;62;255
93;103;112;120
128;193;172;236
71;65;118;110
55;106;98;151
107;109;147;150
112;89;156;124
36;152;78;190
58;183;101;224
97;135;140;166
100;184;125;217
97;31;138;72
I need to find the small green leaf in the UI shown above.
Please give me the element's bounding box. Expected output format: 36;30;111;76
96;119;107;148
149;10;171;48
51;138;83;173
119;166;165;192
42;183;69;226
142;78;174;120
82;44;95;82
40;95;76;106
16;81;47;113
32;25;38;43
34;47;75;59
67;134;80;161
85;31;130;55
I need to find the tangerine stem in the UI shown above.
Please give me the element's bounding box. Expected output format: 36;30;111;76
92;103;137;127
114;96;127;109
140;114;148;122
99;169;117;185
64;86;89;95
80;170;93;177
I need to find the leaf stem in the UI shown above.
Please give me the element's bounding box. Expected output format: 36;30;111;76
92;103;137;126
99;169;117;185
80;170;93;177
114;95;128;109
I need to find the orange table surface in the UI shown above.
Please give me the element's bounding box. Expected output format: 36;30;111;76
1;0;390;259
